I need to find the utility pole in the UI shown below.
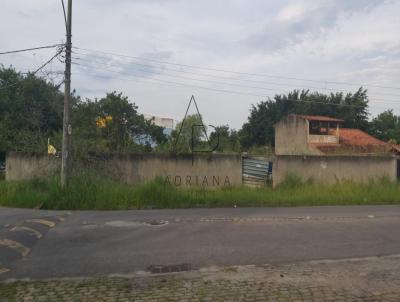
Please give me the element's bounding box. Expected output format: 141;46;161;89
61;0;72;187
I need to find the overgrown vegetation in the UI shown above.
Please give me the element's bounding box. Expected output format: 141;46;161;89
0;67;166;155
1;175;400;210
2;66;400;158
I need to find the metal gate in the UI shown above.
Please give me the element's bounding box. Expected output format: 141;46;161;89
242;157;272;187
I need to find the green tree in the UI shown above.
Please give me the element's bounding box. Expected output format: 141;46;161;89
209;125;240;153
170;114;207;153
0;66;63;152
72;91;166;155
369;110;400;144
239;88;369;148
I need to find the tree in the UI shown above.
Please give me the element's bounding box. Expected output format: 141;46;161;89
369;110;400;144
0;66;63;152
170;114;207;153
209;125;240;153
72;91;166;154
239;88;370;148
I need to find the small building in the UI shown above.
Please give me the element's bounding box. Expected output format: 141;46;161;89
135;113;176;147
143;113;175;135
273;115;399;186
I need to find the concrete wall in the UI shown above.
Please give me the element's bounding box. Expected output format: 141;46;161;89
6;153;242;187
97;154;242;187
6;153;59;181
275;115;320;156
273;155;398;186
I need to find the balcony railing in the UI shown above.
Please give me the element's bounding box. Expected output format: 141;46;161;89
308;134;339;144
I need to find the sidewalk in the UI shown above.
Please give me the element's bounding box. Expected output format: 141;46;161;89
2;255;400;302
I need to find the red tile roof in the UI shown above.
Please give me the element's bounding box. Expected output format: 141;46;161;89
296;115;344;122
338;128;387;146
312;128;393;155
391;144;400;154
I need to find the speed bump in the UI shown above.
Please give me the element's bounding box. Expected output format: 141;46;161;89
0;239;30;257
0;267;10;274
11;226;43;239
27;219;56;228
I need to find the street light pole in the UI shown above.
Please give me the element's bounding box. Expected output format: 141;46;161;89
61;0;72;187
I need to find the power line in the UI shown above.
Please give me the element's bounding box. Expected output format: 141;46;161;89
72;67;395;111
72;53;400;100
72;58;400;106
72;67;266;98
32;47;64;74
0;48;64;90
60;0;68;32
0;44;63;55
73;46;400;91
73;59;283;93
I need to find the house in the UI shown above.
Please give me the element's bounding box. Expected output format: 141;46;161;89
273;115;399;186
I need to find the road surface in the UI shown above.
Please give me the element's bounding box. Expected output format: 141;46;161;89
1;205;400;280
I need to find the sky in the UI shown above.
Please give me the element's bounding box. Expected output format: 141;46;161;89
1;0;400;129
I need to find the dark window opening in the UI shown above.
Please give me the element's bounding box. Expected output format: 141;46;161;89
309;121;337;135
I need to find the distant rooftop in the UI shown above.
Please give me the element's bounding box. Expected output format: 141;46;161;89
143;113;175;129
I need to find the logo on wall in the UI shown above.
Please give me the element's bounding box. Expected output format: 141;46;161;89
165;175;231;187
173;95;219;165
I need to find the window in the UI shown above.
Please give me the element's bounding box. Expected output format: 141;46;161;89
309;121;337;135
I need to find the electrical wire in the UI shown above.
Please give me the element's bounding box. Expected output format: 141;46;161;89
73;59;283;94
0;47;65;90
71;57;400;106
73;46;400;91
0;44;63;55
32;48;64;74
72;53;400;100
60;0;68;33
72;65;394;111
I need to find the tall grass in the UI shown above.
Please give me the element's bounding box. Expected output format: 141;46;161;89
1;175;400;210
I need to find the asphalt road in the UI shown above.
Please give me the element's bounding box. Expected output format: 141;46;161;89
1;205;400;280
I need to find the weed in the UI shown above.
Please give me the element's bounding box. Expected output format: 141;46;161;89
0;175;400;210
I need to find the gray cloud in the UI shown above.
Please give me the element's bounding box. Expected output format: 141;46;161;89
1;0;399;128
244;0;385;53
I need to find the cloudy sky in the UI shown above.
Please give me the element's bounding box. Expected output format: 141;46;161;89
1;0;400;129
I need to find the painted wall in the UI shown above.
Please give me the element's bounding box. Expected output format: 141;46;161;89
273;155;397;187
275;115;320;156
5;153;242;187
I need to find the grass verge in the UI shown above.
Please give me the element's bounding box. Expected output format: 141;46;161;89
0;175;400;210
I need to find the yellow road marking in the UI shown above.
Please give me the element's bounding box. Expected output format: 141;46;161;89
0;267;10;274
0;239;30;256
28;219;56;228
11;226;43;239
